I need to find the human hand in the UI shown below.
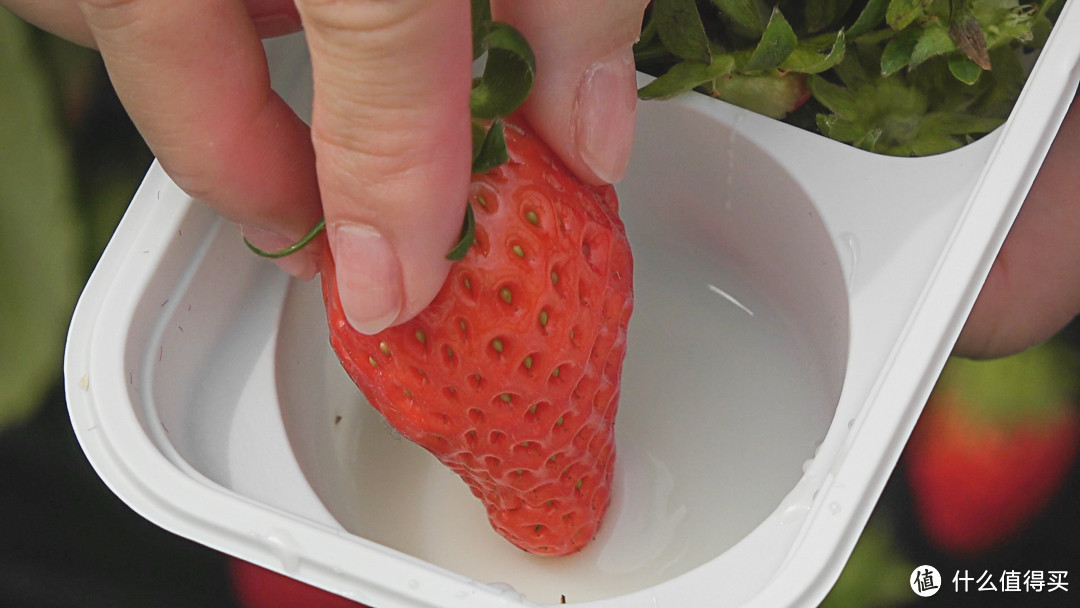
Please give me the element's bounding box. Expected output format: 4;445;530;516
3;0;649;334
954;89;1080;359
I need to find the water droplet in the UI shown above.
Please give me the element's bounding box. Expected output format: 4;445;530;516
829;502;842;515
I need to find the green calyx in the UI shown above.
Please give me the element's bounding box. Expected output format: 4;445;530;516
247;1;534;262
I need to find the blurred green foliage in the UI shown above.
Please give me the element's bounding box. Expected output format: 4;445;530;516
0;10;150;429
821;518;916;608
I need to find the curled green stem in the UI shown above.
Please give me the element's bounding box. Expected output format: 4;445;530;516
244;217;326;259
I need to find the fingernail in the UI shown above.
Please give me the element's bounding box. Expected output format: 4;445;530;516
573;48;637;184
241;225;318;281
331;222;403;335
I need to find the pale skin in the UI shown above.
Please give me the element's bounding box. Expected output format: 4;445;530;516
3;0;1077;359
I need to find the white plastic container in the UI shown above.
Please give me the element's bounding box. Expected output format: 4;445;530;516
65;5;1080;607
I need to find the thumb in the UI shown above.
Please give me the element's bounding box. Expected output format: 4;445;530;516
296;0;473;334
492;0;650;186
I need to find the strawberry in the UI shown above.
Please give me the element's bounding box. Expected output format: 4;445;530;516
321;115;634;556
903;342;1080;557
229;559;369;608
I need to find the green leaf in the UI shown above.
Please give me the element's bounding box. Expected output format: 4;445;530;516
470;0;493;59
808;75;861;119
781;30;846;74
947;53;982;84
742;8;797;72
445;201;476;261
653;0;713;63
638;54;736;99
903;131;962;155
847;0;890;39
853;128;885;152
470;22;536;120
880;27;919;76
471;118;509;173
820;523;916;608
710;0;769;36
805;0;854;33
0;12;84;428
909;22;956;68
971;0;1039;48
816;114;867;142
886;0;932;31
921;111;1003;135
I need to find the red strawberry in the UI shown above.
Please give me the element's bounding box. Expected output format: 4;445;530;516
321;115;634;556
904;342;1080;557
229;559;368;608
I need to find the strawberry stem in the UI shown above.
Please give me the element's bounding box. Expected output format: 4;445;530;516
244;217;325;259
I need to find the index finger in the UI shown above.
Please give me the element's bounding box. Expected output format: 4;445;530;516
76;0;323;277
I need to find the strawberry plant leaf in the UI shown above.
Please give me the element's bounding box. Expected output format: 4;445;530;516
880;27;918;76
470;0;492;60
471;117;509;173
909;22;956;68
710;0;770;37
853;127;885;151
847;0;890;39
903;130;963;155
886;0;932;31
742;8;797;72
635;0;1059;155
947;53;982;84
921;111;1003;135
0;13;84;428
470;22;536;120
808;74;861;119
972;1;1039;48
653;0;713;64
638;54;736;99
781;30;847;74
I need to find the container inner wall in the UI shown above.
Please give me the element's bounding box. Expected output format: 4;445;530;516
275;99;850;604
